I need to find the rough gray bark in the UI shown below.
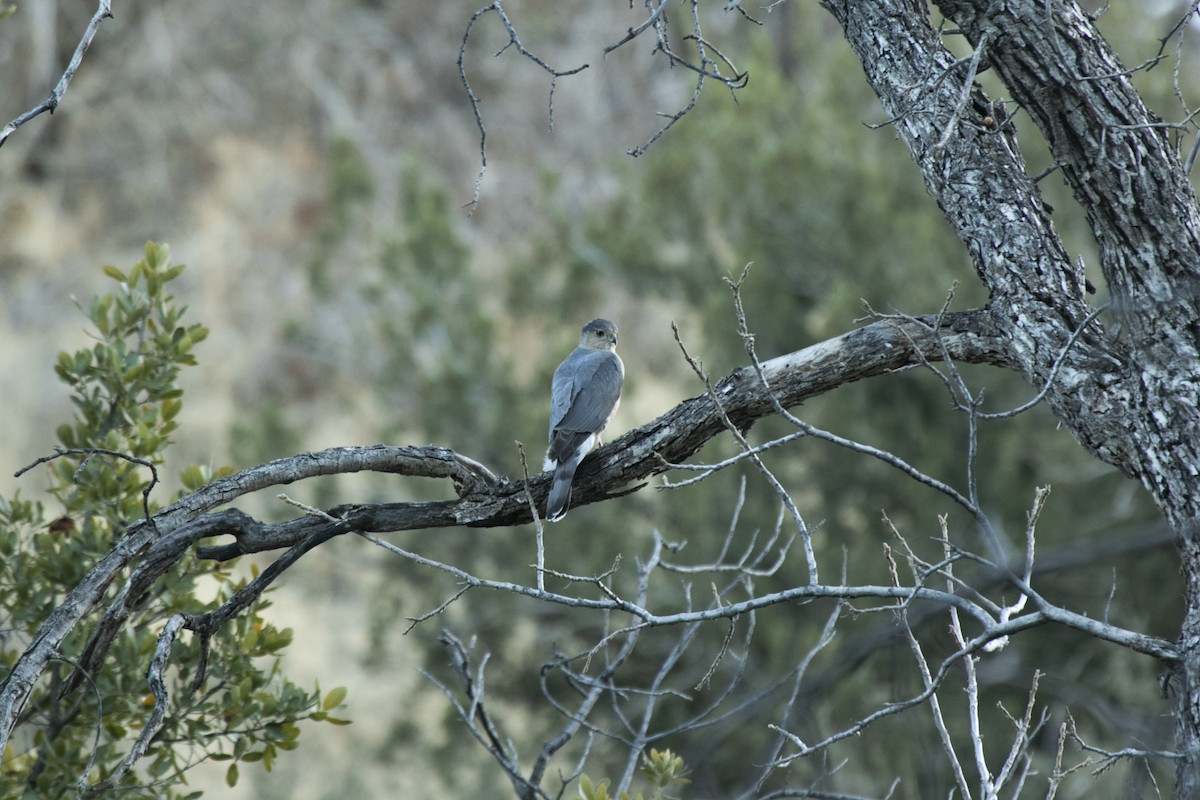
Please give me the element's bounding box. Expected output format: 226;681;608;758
819;1;1200;793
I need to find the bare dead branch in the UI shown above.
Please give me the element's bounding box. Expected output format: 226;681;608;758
604;0;671;55
423;634;541;799
0;0;113;148
1064;708;1181;764
515;441;547;591
994;672;1044;792
743;601;844;798
437;632;515;771
627;70;706;158
623;0;748;157
15;447;159;530
457;1;588;211
186;312;1006;562
671;315;818;583
79;613;186;798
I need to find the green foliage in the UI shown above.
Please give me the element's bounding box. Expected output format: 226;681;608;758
0;244;347;797
297;155;530;472
51;242;206;524
367;163;524;463
306;134;376;293
578;749;691;800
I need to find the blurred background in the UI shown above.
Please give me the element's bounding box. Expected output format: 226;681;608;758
0;1;1188;797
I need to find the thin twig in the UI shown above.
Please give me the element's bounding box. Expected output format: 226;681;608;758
48;652;103;796
671;314;819;584
0;0;114;148
625;0;748;157
604;0;671;54
929;30;991;160
977;303;1109;420
277;493;343;523
16;447;159;531
457;2;588;211
516;441;546;592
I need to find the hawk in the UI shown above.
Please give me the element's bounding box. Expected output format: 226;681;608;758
544;318;624;521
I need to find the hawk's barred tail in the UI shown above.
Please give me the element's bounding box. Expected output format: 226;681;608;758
546;460;578;522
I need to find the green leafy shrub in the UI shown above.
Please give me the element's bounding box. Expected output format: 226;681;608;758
0;243;347;798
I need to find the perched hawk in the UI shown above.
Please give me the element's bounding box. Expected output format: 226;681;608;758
544;318;624;521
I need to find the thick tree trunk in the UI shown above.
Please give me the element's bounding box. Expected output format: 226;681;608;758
820;0;1200;793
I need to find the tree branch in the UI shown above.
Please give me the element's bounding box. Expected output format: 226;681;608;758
0;310;1008;739
193;309;1007;561
457;2;588;211
0;0;114;148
